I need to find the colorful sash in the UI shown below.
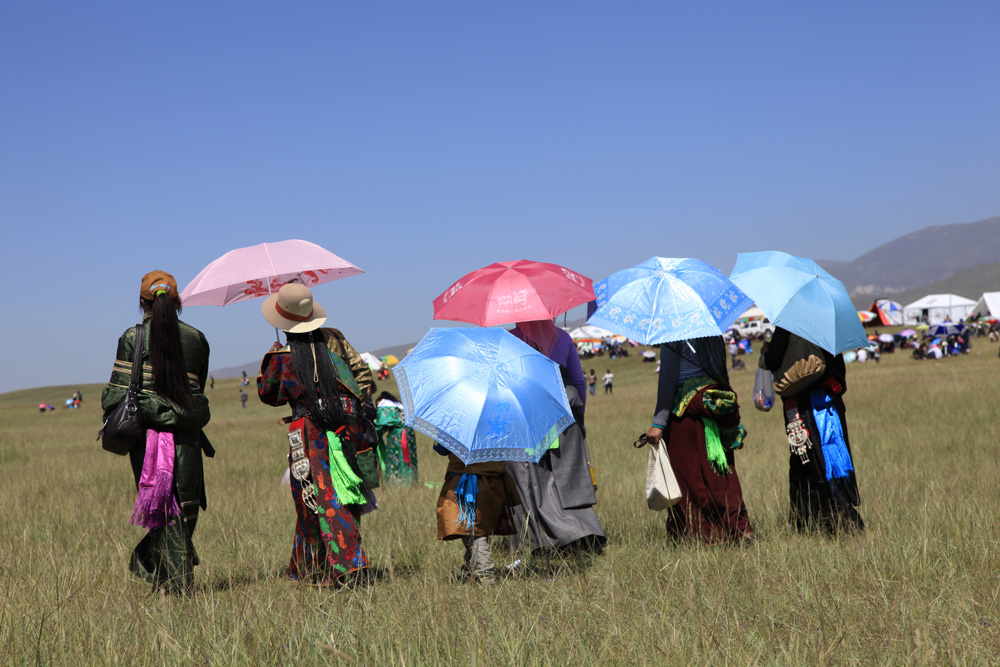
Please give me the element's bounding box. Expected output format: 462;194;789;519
131;429;181;529
810;390;854;480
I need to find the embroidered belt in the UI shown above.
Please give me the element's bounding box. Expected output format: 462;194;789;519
287;423;321;514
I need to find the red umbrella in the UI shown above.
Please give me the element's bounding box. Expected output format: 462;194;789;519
432;260;595;327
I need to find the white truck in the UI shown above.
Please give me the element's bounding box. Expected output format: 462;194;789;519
732;318;775;339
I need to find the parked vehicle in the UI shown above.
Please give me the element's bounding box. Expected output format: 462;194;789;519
732;318;775;339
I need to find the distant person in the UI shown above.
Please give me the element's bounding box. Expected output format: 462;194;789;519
602;369;614;394
101;270;212;594
644;335;753;544
587;369;597;395
257;283;376;586
209;375;214;390
761;327;864;535
375;390;418;483
239;389;247;408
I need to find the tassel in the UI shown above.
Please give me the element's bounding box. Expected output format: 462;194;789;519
703;418;731;474
325;430;367;506
401;428;411;465
810;391;854;480
454;473;478;530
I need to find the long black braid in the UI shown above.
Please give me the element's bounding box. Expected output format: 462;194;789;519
287;330;367;484
287;330;347;430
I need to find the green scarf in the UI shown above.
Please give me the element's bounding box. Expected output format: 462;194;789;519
324;429;367;506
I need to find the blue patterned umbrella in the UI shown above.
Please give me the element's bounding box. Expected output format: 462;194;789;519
927;322;963;337
587;257;754;345
393;327;574;464
729;251;869;355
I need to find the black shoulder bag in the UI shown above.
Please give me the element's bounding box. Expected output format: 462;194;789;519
99;323;146;455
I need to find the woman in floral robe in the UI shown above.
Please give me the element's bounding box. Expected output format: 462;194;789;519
375;391;418;483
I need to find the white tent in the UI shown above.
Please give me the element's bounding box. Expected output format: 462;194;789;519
567;324;623;340
360;351;383;371
972;292;1000;318
734;305;767;321
902;294;975;325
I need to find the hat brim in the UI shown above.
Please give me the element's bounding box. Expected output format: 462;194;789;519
261;293;327;333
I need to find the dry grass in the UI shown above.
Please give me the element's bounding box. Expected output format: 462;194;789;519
2;335;1000;664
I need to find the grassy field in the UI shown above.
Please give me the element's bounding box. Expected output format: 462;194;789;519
2;335;999;664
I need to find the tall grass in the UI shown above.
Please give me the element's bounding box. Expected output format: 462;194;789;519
2;338;999;664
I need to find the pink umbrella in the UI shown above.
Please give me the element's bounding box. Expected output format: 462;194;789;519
180;239;363;306
432;260;595;327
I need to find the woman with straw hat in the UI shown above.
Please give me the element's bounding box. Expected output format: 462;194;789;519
101;270;212;594
257;283;376;586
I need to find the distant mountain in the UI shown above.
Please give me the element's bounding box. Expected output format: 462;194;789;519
816;216;1000;297
866;259;1000;309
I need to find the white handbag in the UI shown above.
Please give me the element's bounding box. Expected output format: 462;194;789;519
645;441;682;510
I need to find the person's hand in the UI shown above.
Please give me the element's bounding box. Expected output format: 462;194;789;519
645;425;663;446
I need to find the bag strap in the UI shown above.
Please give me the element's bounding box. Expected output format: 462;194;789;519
129;323;145;392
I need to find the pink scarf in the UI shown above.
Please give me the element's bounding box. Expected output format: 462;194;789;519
130;429;181;529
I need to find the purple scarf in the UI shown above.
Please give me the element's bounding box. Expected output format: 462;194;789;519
130;429;181;529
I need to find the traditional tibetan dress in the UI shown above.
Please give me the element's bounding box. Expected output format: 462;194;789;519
761;328;864;534
375;400;418;483
258;333;371;584
101;315;212;593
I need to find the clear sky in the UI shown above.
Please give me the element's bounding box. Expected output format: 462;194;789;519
2;1;998;394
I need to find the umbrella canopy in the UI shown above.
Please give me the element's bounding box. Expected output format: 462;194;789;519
900;328;917;338
381;354;400;367
393;327;574;464
432;260;594;327
587;257;754;345
878;333;894;343
180;239;363;306
927;322;964;337
858;310;876;323
729;251;869;356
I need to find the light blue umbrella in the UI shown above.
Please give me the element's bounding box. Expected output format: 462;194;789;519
393;327;574;464
587;257;754;345
729;251;869;355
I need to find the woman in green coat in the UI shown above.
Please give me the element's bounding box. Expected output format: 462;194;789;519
101;270;212;594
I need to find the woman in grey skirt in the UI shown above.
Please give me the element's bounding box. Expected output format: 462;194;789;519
507;320;606;554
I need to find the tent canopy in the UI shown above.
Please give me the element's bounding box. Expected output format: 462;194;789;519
972;292;1000;318
866;299;903;326
567;324;625;342
360;351;383;371
734;305;767;321
902;293;975;325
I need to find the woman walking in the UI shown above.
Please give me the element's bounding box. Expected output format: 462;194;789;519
644;336;753;544
506;320;606;554
435;446;521;583
101;270;212;594
257;283;376;585
760;327;864;534
375;390;418;483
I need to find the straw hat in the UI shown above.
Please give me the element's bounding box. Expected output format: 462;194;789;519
261;283;327;333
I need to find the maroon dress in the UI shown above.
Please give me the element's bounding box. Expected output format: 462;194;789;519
258;345;369;584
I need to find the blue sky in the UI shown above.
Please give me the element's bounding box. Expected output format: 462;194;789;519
2;2;998;394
